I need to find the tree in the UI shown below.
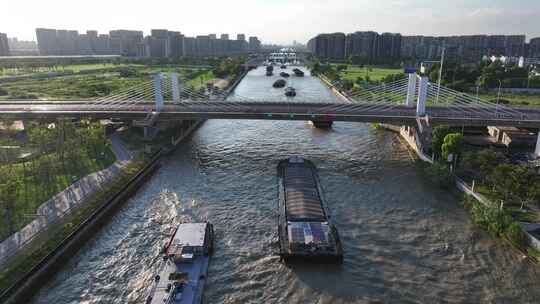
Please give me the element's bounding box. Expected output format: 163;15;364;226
341;79;354;91
0;174;20;236
506;222;527;248
432;126;452;159
424;163;453;188
336;64;348;72
489;164;519;202
441;133;463;163
460;149;505;183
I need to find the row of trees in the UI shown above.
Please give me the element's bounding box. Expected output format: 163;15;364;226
461;150;540;208
425;125;537;248
425;59;540;92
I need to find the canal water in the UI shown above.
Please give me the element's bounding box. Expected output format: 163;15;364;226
32;67;540;303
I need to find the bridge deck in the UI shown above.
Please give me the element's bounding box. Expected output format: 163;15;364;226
1;101;540;127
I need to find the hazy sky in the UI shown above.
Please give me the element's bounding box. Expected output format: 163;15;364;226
2;0;540;44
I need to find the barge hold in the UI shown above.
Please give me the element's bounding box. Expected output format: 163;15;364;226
147;222;214;304
277;157;343;263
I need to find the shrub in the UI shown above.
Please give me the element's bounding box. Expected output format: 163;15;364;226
424;163;453;188
506;222;527;248
119;67;138;78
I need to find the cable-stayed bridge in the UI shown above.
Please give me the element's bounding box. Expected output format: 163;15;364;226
1;71;540;128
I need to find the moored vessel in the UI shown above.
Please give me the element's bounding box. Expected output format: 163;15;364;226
284;87;296;97
146;222;214;304
292;68;304;77
277;157;343;263
280;72;290;78
273;79;286;88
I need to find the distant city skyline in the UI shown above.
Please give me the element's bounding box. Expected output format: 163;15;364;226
2;0;540;44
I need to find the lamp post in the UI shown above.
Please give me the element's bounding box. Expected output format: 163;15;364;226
436;46;446;104
497;79;502;104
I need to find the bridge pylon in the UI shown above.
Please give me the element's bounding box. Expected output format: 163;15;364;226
154;73;164;112
405;73;417;107
170;72;181;103
534;131;540;159
416;76;428;116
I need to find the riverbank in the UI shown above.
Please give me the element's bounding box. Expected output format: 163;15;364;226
381;123;540;265
0;121;202;303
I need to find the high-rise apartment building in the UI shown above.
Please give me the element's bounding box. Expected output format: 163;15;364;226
0;33;9;56
345;31;378;61
248;36;261;52
530;37;540;58
36;28;58;55
109;30;143;56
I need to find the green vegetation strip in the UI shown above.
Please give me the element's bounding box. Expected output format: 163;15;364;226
0;157;147;295
0;121;115;240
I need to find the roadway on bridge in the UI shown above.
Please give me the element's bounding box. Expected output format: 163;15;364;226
2;102;540;127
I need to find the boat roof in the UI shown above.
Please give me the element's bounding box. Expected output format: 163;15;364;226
284;160;326;222
172;223;207;247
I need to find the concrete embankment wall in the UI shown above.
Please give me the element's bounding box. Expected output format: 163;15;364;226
222;69;250;97
317;74;352;103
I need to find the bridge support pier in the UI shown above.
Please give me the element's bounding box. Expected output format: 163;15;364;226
534;131;540;159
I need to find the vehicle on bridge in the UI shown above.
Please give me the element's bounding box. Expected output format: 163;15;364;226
277;157;343;263
146;222;214;304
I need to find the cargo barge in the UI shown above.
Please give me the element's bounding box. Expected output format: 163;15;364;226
146;222;214;304
277;157;343;263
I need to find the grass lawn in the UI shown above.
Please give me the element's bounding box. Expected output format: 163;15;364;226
0;63;138;78
0;146;116;241
0;66;215;100
332;64;402;82
0;74;150;100
185;70;215;89
478;93;540;107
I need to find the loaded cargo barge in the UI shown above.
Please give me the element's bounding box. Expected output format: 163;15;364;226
277;157;343;263
146;222;214;304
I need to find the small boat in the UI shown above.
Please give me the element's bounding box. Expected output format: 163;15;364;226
273;79;286;88
266;65;274;72
292;68;304;77
280;72;290;78
266;71;273;76
146;222;214;304
280;65;287;69
284;87;296;97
